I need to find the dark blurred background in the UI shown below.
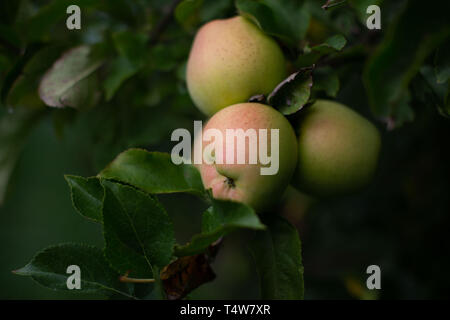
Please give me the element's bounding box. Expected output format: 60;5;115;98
0;0;449;299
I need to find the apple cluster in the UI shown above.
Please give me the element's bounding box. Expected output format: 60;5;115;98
186;16;381;212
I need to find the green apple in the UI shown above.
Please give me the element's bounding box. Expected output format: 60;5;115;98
187;16;286;116
194;103;297;212
293;99;381;196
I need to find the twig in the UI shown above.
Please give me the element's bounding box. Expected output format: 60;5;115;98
119;275;155;284
321;0;347;10
148;0;183;46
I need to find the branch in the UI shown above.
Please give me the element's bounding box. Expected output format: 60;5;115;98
148;0;183;46
321;0;347;10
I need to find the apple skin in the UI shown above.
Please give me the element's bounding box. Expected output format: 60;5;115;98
187;16;286;116
194;103;298;212
292;99;381;197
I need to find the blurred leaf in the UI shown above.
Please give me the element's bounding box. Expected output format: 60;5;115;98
39;45;103;108
200;0;234;22
175;0;203;28
1;43;45;108
103;56;139;101
265;0;310;42
249;215;304;300
148;39;190;73
267;67;314;115
149;44;180;72
96;0;146;27
413;66;450;118
312;34;347;52
236;0;309;47
99;149;205;197
4;44;67;109
0;107;45;206
296;34;347;67
103;31;148;101
434;41;450;84
13;243;133;298
112;31;148;66
364;0;450;128
64;175;104;223
348;0;382;25
18;0;97;43
102;180;175;277
174;200;265;257
313;68;340;97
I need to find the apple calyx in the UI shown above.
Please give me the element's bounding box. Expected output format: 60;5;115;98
225;177;236;189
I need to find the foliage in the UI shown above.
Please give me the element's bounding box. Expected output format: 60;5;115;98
1;0;449;299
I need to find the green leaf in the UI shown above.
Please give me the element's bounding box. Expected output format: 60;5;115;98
313;34;347;53
149;44;182;72
249;215;304;300
39;45;103;108
348;0;382;25
64;175;103;223
200;0;234;22
102;180;175;277
267;67;314;115
175;0;204;27
413;66;450;118
313;68;340;97
236;0;309;47
96;0;146;28
0;107;45;206
174;200;265;257
99;149;205;197
1;43;46;108
296;35;347;67
207;199;266;232
149;266;167;299
103;56;140;101
363;0;450;128
18;0;98;43
112;31;148;66
13;243;133;298
103;30;148;101
5;44;68;109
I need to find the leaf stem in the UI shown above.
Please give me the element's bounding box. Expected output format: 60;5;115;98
119;275;156;284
